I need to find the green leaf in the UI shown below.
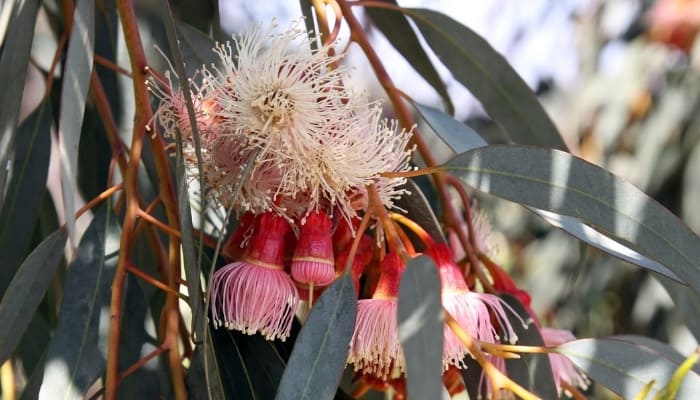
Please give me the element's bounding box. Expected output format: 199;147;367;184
444;145;700;293
176;21;219;79
0;0;40;205
187;328;228;400
500;295;558;399
366;3;454;115
176;159;204;336
397;255;443;400
396;179;446;245
58;0;95;246
0;100;52;297
275;274;357;400
655;348;700;400
16;314;51;383
118;275;165;398
555;337;700;399
38;206;120;398
613;336;700;375
533;209;681;283
401;8;568;151
413;101;486;153
657;276;700;340
417;101;677;282
211;328;288;399
172;0;217;36
0;228;67;365
160;4;208;344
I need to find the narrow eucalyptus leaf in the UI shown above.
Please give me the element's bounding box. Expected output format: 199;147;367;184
500;295;557;399
419;102;669;276
532;209;681;283
398;255;443;400
0;0;40;202
38;206;120;399
402;8;568;150
160;3;206;342
556;337;700;399
0;228;67;365
366;3;453;114
187;328;229;400
58;0;95;246
413;101;487;153
276;274;357;400
176;21;220;79
445;145;700;293
657;276;700;340
396;179;446;246
118;275;164;398
0;101;52;297
235;331;287;399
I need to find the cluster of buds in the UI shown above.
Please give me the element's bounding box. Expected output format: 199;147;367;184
150;20;588;398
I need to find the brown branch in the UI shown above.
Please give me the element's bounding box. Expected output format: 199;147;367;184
94;54;132;77
119;345;168;380
126;263;180;296
75;183;124;220
110;1;185;399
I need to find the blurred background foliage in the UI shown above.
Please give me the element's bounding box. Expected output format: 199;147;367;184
1;0;700;398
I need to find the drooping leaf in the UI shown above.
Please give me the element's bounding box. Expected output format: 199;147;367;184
425;107;682;285
79;0;118;202
58;0;95;246
16;314;51;384
117;275;165;398
532;209;681;283
172;0;217;36
211;327;288;399
555;337;700;399
366;3;454;114
500;295;558;399
612;335;700;375
396;179;446;246
413;101;487;153
160;3;207;344
444;145;700;293
20;351;47;400
459;355;484;399
0;228;67;365
656;348;700;399
176;159;204;335
657;276;700;340
0;0;40;205
276;274;357;400
397;255;443;400
399;8;568;151
187;328;228;400
38;206;120;399
0;100;52;297
176;20;219;80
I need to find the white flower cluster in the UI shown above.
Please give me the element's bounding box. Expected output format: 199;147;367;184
152;20;413;222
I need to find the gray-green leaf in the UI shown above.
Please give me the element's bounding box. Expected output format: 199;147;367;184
0;228;67;365
275;275;357;400
398;255;443;400
445;145;700;294
402;8;568;150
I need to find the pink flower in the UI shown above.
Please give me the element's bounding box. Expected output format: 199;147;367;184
427;243;521;370
541;328;591;394
348;252;406;380
210;212;299;341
